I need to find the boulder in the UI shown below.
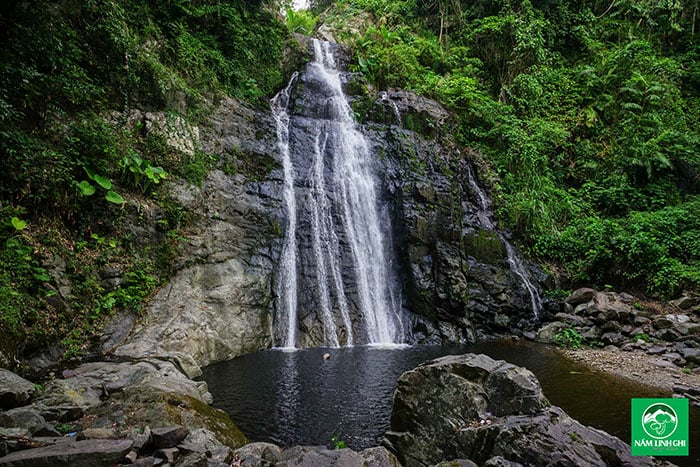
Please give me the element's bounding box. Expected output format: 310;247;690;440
565;288;596;306
152;425;189;448
383;353;658;466
276;446;366;467
234;442;283;466
0;370;35;409
32;359;212;423
681;347;700;365
0;438;132;467
114;171;277;373
0;407;59;437
360;446;401;467
534;321;567;344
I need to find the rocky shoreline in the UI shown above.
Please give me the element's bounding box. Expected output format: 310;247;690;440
532;288;700;405
2;352;665;467
2;286;698;466
562;346;700;397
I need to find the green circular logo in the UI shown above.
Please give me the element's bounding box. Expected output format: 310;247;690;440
641;402;678;439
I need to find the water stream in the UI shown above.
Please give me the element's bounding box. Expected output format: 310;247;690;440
465;164;543;319
271;39;405;347
271;72;300;349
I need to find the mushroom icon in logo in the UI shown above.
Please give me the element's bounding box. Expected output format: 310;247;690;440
641;403;678;439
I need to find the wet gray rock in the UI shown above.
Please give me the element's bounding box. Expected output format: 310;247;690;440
0;438;132;467
182;428;229;454
176;451;209;466
127;426;152;451
565;288;597;306
535;321;567;344
384;353;657;466
276;446;366;467
681;347;700;364
435;461;478;467
359;446;401;467
115;170;278;374
33;359;210;421
483;457;523;467
234;442;283;466
0;370;35;410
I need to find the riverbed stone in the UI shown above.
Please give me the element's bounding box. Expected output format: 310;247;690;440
276;446;365;467
565;288;596;306
681;347;700;364
600;332;625;346
152;425;189;448
234;442;283;466
384;353;658;466
360;446;401;467
0;370;35;410
0;438;133;467
436;460;478;467
0;407;59;437
534;321;567;344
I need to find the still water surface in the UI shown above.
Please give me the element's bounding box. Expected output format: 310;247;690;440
202;340;698;465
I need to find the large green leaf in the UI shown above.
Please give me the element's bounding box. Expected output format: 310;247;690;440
93;174;112;190
11;217;27;230
78;180;96;196
105;190;125;204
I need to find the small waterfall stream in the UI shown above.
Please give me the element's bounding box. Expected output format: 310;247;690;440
271;39;405;347
271;73;300;348
465;164;543;318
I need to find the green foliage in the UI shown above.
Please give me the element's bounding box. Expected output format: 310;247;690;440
634;333;651;342
552;327;583;349
331;0;700;297
331;434;347;449
120;149;168;193
285;7;319;35
0;0;289;363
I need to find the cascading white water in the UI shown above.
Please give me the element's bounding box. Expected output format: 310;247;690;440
465;165;543;319
272;39;405;347
271;72;299;349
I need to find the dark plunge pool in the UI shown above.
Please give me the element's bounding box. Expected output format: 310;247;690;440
202;340;699;465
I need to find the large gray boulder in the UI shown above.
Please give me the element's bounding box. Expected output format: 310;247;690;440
383;353;659;466
0;439;132;467
0;370;35;409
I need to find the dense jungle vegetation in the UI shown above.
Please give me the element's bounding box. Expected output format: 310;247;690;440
318;0;700;297
0;0;288;364
0;0;698;364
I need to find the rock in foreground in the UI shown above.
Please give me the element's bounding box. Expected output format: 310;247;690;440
0;439;132;467
384;353;659;466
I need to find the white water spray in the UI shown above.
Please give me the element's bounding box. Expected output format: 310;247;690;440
271;73;299;349
272;40;405;347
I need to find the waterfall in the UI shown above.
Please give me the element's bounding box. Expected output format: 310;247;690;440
271;72;300;349
272;39;405;347
465;165;543;319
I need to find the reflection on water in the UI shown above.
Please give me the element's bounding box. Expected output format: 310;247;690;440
202;340;698;465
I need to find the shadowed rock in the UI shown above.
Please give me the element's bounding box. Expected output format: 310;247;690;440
0;370;35;410
384;353;661;466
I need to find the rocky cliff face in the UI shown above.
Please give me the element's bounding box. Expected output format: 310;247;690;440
114;99;283;375
115;41;546;372
360;87;545;344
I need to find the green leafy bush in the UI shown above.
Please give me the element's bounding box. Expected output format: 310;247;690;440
553;328;583;349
